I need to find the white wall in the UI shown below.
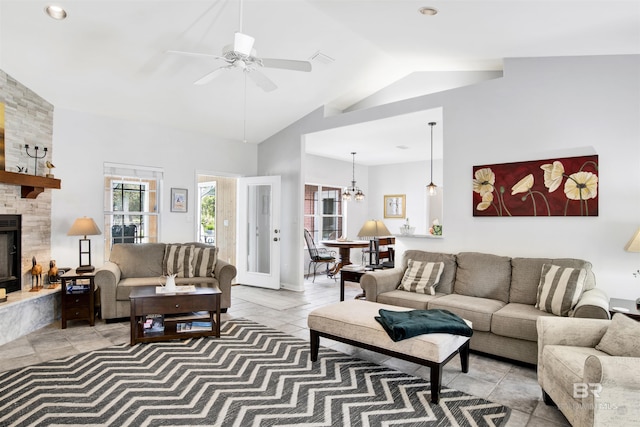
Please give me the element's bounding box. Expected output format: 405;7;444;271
368;160;444;236
51;109;258;269
259;55;640;299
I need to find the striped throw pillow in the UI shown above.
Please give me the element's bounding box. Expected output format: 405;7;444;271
163;244;194;278
535;264;586;316
192;246;218;278
397;260;444;295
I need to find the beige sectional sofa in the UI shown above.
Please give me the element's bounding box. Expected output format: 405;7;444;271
95;242;236;320
360;250;609;365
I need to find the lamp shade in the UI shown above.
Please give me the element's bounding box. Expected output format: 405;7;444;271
357;220;391;238
67;217;102;237
625;228;640;253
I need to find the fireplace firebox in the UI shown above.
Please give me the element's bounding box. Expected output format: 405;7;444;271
0;214;21;294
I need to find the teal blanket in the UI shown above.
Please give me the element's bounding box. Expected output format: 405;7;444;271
375;309;473;342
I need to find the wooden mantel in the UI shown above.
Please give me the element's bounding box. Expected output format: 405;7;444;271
0;170;61;199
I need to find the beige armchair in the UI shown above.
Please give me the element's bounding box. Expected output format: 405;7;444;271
537;316;640;427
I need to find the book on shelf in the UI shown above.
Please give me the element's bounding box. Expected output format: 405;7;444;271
176;320;212;333
143;314;164;334
66;284;91;293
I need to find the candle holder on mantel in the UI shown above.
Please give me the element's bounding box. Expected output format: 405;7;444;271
24;144;48;176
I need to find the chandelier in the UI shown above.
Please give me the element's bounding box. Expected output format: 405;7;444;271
343;152;365;201
427;122;438;196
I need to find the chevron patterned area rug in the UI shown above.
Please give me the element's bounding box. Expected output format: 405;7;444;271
0;319;511;426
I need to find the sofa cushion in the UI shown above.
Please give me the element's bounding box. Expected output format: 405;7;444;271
492;303;555;342
163;244;194;278
535;264;586;316
192;246;218;277
427;294;505;332
377;289;443;310
511;257;594;304
595;313;640;357
109;243;166;279
397;260;443;295
401;250;457;294
510;258;553;304
454;252;511;303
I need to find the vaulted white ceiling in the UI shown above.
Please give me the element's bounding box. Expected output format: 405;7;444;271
1;1;638;163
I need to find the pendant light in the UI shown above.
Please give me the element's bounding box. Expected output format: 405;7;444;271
427;122;438;196
343;152;365;201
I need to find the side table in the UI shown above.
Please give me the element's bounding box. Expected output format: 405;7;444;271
609;297;640;321
340;269;370;301
60;269;96;329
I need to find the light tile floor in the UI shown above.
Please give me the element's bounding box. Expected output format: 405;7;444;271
0;276;569;427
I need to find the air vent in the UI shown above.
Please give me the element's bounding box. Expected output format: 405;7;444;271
310;51;335;65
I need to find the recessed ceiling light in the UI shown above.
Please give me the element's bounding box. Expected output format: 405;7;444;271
418;7;438;16
45;5;67;20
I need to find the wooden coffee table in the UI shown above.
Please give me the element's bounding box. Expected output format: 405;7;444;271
129;285;221;345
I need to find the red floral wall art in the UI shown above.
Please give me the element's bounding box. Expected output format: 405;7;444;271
473;155;599;217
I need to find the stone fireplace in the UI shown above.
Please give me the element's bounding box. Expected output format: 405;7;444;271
0;69;55;293
0;69;58;345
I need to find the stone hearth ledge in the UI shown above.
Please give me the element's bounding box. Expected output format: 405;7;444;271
0;288;61;346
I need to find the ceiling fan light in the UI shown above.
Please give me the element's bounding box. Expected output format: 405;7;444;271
234;32;255;56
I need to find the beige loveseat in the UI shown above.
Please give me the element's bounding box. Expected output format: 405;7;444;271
360;250;609;365
95;242;236;320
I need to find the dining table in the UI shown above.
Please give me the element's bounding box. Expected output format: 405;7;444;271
321;239;370;276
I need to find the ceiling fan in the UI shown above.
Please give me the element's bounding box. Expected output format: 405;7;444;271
167;0;311;92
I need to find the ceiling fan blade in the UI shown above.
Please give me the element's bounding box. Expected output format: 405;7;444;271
247;70;277;92
234;32;255;56
166;50;227;62
194;66;231;85
261;58;312;72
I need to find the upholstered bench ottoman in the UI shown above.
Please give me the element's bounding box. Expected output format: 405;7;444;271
308;300;471;403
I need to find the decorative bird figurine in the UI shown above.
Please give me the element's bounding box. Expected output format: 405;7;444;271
45;161;55;178
31;256;43;291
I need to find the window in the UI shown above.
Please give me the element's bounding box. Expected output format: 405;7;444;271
103;163;163;259
304;184;343;242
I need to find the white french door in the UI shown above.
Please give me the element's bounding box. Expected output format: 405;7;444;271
236;176;281;289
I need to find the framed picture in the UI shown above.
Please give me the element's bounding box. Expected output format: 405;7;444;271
171;188;188;212
384;194;406;218
472;154;599;217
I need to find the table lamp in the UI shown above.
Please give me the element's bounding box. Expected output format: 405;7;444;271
624;227;640;307
357;219;391;269
68;217;102;273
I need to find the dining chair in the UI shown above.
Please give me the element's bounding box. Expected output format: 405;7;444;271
304;229;337;282
363;237;395;268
